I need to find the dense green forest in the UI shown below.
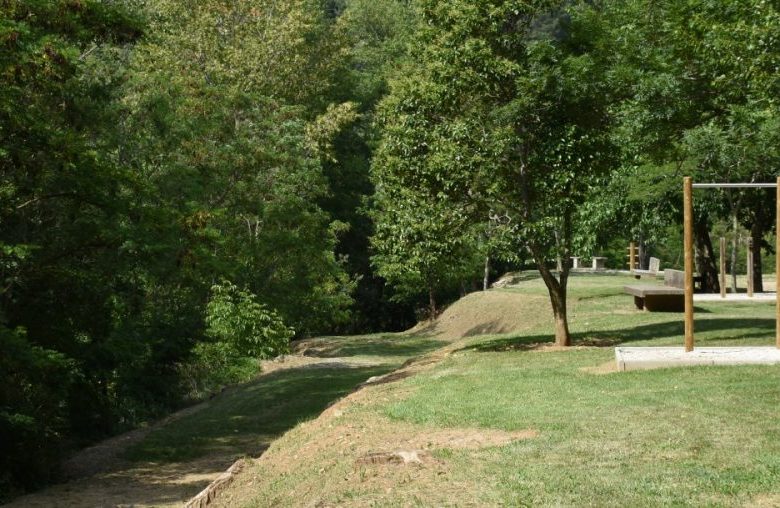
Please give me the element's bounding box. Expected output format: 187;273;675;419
1;0;778;500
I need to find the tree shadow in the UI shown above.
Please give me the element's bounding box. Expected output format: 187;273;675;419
125;364;391;464
462;322;524;338
463;317;776;353
295;335;448;358
17;352;415;505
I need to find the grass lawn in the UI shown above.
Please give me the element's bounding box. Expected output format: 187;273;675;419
388;351;780;506
217;273;780;507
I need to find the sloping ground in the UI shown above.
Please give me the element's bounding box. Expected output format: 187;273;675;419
16;272;778;506
3;286;546;507
211;273;780;507
2;342;436;506
412;289;551;340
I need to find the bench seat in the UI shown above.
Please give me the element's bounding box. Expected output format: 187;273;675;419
623;285;684;312
633;257;661;279
633;269;659;278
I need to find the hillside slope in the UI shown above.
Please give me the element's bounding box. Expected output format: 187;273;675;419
5;285;546;508
212;273;780;507
412;289;551;340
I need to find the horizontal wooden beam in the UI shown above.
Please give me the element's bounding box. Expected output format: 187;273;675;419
692;183;778;189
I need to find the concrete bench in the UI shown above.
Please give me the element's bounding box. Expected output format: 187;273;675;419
592;256;607;270
633;257;660;279
664;268;702;290
623;285;684;312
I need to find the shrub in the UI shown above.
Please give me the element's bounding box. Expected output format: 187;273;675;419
205;280;294;359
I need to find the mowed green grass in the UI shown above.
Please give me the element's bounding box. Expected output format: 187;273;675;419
381;274;780;506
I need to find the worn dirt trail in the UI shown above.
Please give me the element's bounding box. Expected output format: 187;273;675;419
4;355;387;508
6;289;536;507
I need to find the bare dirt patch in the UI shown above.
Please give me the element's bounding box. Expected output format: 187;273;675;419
5;453;238;508
751;493;780;507
259;354;383;375
356;450;433;466
354;426;539;467
406;427;538;450
580;360;619;375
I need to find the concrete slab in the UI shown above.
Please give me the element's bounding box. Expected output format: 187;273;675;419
694;293;776;302
615;346;780;372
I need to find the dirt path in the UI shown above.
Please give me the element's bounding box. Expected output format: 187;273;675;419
6;453;238;508
4;355;388;508
5;289;537;507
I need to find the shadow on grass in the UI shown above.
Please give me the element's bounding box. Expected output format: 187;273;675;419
463;317;776;353
463;322;524;338
125;364;391;464
298;335;448;358
575;289;627;300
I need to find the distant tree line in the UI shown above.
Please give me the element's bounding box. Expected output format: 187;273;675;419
0;0;413;498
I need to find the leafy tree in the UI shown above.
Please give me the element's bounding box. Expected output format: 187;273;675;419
319;0;419;331
0;0;143;496
205;280;293;360
118;0;355;334
602;0;780;290
371;185;477;317
373;0;616;345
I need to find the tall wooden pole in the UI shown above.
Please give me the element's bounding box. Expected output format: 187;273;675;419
747;238;754;297
776;177;780;348
684;177;694;352
720;237;726;298
629;241;636;272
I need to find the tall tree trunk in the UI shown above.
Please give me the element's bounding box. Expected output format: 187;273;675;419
638;233;647;270
483;255;490;291
516;158;571;346
751;223;764;292
428;285;437;318
731;214;740;293
550;281;570;346
694;216;720;293
725;190;744;294
534;253;571;347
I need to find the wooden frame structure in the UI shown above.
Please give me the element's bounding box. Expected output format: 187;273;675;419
682;177;780;351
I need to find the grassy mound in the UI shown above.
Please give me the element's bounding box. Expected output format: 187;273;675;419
411;288;551;340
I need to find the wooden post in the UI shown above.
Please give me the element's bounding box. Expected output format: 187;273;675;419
629;242;636;272
747;237;754;297
684;177;694;352
776;177;780;348
720;237;726;298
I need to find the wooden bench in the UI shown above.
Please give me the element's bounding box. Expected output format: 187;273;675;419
623;285;684;311
633;257;660;279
